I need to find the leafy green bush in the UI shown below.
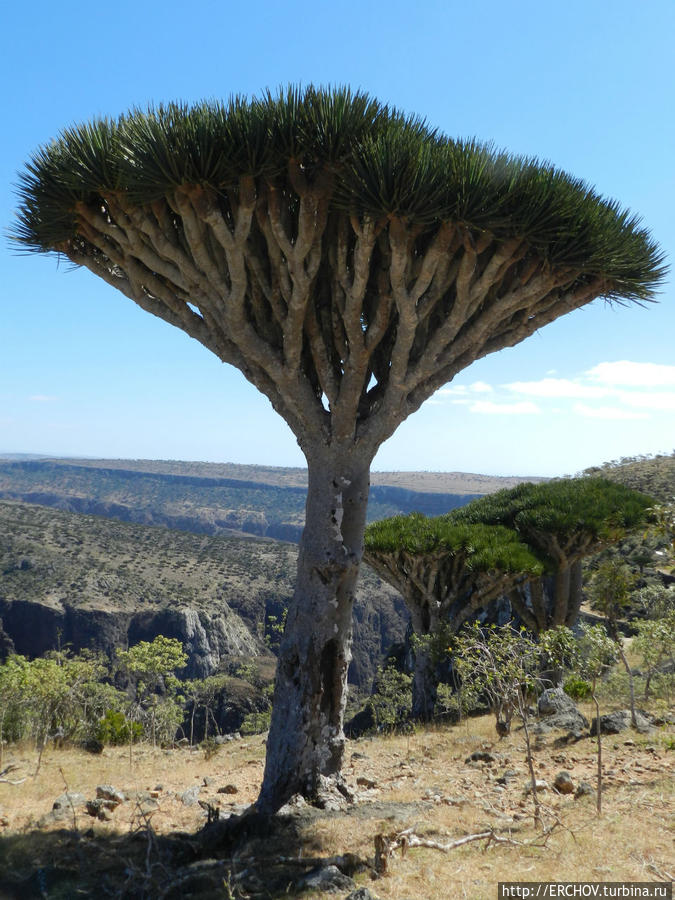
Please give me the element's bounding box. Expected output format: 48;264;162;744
240;709;272;735
95;709;142;745
564;675;592;701
366;664;413;732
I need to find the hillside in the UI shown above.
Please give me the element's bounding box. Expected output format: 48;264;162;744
584;451;675;503
0;500;406;688
0;458;546;543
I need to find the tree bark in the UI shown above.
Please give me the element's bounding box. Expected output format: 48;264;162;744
257;446;372;813
411;641;438;722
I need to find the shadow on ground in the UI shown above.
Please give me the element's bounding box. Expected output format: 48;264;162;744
0;801;424;898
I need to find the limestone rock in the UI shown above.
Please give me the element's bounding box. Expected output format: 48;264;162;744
575;781;595;799
590;710;653;735
52;791;87;811
96;785;124;806
535;688;588;734
297;864;355;894
180;786;201;806
553;771;575;794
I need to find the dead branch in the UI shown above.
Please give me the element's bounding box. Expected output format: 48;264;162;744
374;821;564;874
0;764;25;785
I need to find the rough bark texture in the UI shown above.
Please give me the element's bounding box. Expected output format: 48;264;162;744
257;448;371;811
509;536;600;634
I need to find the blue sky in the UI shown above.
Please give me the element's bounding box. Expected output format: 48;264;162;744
2;0;674;476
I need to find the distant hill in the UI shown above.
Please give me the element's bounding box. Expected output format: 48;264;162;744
0;458;545;543
0;500;406;689
583;452;675;504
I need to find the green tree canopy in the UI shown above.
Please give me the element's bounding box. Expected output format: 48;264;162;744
364;514;542;719
447;477;653;631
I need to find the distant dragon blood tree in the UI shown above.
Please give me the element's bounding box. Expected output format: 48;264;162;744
449;478;653;633
364;515;543;719
13;87;664;813
365;478;652;719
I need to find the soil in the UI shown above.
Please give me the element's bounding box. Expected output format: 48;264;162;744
0;711;672;899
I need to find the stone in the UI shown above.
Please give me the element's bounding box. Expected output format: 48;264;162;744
590;710;653;736
575;781;595;799
535;688;588;735
52;791;87;811
356;776;377;789
297;864;355;893
180;785;201;806
217;784;238;794
553;771;575;794
465;751;496;764
345;890;380;900
138;799;160;814
523;779;548;793
538;688;573;716
203;776;216;787
96;785;125;806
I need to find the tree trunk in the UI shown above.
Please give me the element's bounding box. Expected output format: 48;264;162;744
407;607;438;722
257;447;372;813
565;560;584;627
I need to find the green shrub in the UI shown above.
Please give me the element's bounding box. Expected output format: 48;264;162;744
95;709;142;745
240;709;272;735
564;675;592;701
367;664;413;732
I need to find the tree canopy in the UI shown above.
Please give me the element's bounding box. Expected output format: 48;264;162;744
13;87;665;455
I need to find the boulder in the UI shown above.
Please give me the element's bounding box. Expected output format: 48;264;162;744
96;785;124;806
575;781;595;799
180;786;201;806
553;771;575;794
297;865;355;894
52;791;87;811
534;688;588;735
590;709;653;735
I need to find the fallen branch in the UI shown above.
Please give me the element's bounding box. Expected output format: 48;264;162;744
374;822;562;874
0;764;26;785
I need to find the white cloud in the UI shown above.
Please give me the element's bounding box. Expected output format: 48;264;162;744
470;400;541;415
617;390;675;411
573;403;650;421
28;395;57;403
586;361;675;387
503;378;609;400
439;381;494;397
438;385;468;396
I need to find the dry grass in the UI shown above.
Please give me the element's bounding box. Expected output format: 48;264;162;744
0;714;672;898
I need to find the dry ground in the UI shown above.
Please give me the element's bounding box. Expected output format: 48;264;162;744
0;711;672;899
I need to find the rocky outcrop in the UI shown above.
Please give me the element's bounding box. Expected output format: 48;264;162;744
590;709;654;735
534;687;588;735
0;499;409;688
0;597;260;678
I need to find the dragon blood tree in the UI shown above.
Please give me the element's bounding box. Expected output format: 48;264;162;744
448;477;653;634
13;87;664;812
364;514;543;720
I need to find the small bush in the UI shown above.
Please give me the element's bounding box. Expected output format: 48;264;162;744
366;664;413;733
564;676;592;701
96;709;142;746
240;709;272;735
